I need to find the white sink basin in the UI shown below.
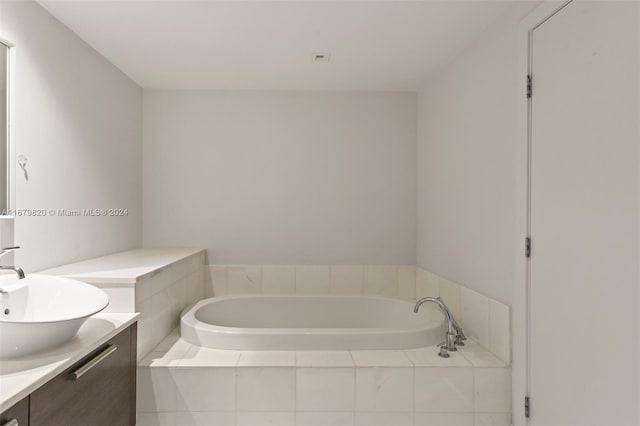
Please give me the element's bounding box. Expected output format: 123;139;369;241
0;274;109;358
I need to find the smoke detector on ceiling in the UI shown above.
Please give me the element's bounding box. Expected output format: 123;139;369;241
312;52;331;63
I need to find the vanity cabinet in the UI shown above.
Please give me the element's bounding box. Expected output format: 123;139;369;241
0;397;28;426
0;324;137;426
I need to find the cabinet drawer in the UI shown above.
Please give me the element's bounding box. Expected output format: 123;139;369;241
30;326;132;426
0;397;28;426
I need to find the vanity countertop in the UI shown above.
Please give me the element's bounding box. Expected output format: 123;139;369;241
0;313;138;412
40;248;205;285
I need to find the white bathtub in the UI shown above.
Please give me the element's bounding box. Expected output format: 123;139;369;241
181;295;445;350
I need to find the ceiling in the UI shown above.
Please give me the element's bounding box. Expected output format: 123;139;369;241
39;1;536;91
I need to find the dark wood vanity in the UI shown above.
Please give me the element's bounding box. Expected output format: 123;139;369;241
0;323;137;426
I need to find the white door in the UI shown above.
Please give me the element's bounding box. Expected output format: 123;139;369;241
529;1;639;425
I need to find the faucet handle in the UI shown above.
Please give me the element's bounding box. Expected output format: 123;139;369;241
0;246;20;258
453;323;466;339
437;343;450;358
0;246;20;264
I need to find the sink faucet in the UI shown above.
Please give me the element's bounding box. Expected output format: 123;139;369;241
0;265;25;280
0;265;26;294
0;246;25;292
414;297;465;358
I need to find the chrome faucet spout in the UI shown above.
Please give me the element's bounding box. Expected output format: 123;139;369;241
413;296;463;357
0;246;25;281
0;266;25;279
413;297;454;332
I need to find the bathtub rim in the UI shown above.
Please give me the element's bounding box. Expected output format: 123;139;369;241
182;293;443;334
180;294;446;350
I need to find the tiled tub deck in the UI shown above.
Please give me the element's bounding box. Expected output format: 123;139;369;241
137;330;511;426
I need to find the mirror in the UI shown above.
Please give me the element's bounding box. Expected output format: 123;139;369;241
0;41;8;213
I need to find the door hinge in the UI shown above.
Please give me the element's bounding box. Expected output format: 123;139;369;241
525;237;531;258
525;395;531;418
526;75;532;99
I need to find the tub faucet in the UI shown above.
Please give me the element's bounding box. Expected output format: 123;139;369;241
413;297;464;358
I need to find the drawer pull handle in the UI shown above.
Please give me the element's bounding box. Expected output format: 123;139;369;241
70;344;118;380
2;419;19;426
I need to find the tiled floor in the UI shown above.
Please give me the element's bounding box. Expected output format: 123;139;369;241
137;331;511;426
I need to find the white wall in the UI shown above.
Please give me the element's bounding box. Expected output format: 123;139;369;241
0;44;6;211
0;0;143;272
143;90;416;265
416;11;533;305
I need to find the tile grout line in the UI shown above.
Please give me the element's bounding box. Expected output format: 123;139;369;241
413;365;418;425
234;365;238;424
352;361;357;421
472;365;476;416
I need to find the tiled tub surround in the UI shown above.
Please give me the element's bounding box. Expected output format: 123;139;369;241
133;266;512;425
42;249;206;360
207;265;510;363
138;330;511;426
